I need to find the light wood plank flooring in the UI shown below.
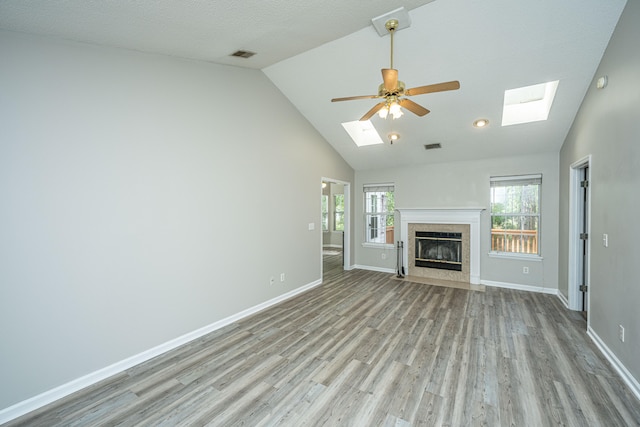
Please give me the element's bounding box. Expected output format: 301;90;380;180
322;249;343;280
6;266;640;426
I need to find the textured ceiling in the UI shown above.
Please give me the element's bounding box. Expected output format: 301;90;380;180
0;0;628;171
0;0;435;69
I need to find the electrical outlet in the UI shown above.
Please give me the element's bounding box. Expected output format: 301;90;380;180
270;276;275;285
523;266;529;274
619;325;625;342
603;234;609;247
381;253;386;260
280;273;285;282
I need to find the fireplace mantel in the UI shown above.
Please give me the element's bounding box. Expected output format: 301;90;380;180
397;208;484;284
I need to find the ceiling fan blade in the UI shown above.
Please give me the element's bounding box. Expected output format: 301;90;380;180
360;102;386;121
399;99;430;116
405;80;461;96
331;94;380;102
382;68;398;92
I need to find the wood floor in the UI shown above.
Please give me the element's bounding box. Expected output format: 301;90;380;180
6;258;640;426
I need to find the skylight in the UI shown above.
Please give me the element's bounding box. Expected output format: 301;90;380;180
341;120;384;147
501;80;559;126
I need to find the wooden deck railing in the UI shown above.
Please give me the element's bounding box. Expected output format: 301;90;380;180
491;229;538;254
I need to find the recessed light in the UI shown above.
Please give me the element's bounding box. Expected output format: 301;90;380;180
473;119;489;128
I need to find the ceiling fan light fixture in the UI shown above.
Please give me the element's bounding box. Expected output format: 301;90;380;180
378;101;404;119
389;101;403;119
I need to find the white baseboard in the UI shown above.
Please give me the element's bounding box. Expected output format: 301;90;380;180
556;291;569;308
587;326;640;402
352;264;396;274
0;278;322;425
481;279;558;295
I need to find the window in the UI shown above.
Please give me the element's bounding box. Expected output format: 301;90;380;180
321;195;328;232
490;175;541;255
364;184;395;245
334;194;344;231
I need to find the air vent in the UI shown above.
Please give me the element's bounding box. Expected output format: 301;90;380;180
231;50;256;59
424;143;442;150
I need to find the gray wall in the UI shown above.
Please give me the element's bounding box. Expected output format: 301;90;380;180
355;153;559;289
0;32;354;410
559;0;640;382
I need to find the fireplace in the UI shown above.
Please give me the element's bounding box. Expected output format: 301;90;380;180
397;208;484;284
415;231;462;271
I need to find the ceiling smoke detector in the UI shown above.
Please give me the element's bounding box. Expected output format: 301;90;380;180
231;50;256;59
424;143;442;150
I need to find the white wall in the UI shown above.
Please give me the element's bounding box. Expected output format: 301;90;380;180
0;32;354;411
559;0;640;386
355;153;559;289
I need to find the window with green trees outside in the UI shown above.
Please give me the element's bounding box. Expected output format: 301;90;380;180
490;175;541;255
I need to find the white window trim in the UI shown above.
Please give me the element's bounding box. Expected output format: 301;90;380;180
363;183;395;246
490;174;542;257
488;251;543;261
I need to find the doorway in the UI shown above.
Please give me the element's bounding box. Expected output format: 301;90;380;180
568;156;591;320
321;178;350;278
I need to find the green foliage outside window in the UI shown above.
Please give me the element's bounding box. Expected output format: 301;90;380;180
321;195;328;231
334;194;344;231
490;175;541;255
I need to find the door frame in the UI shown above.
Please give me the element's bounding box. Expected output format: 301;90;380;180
321;177;351;275
568;155;591;317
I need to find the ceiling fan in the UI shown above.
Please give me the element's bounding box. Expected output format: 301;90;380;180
331;19;460;121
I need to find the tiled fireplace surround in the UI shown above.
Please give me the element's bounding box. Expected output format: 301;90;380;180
398;208;483;285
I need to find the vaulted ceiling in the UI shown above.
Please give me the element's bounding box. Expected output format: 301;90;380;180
0;0;627;170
